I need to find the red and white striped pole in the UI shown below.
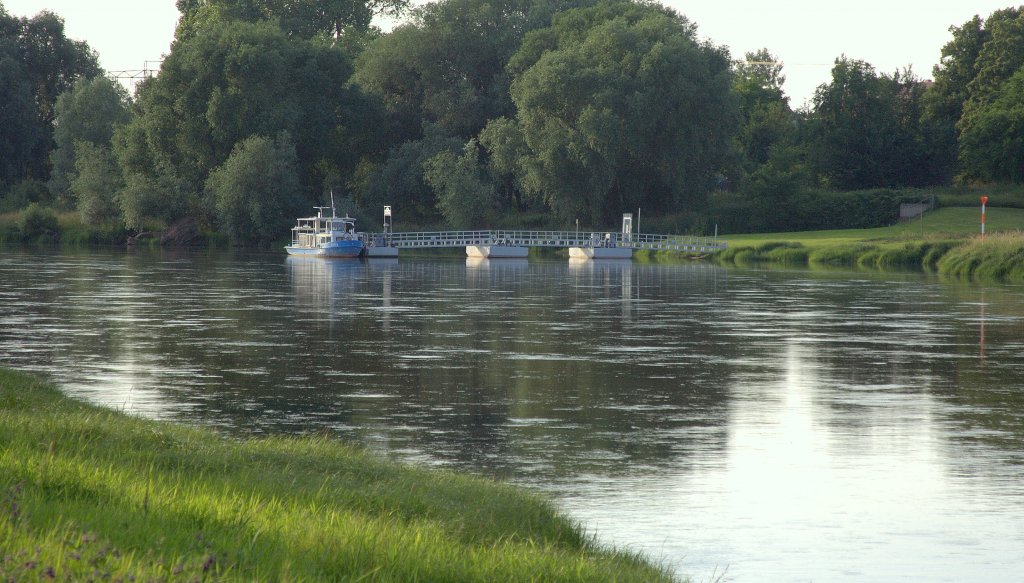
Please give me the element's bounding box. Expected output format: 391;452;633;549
981;196;988;241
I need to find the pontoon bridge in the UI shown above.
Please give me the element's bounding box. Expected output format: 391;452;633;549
358;208;726;259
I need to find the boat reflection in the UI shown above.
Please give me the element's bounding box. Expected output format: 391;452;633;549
286;256;365;317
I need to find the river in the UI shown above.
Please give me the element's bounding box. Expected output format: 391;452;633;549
1;248;1022;581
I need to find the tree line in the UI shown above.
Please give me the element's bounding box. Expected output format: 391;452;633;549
1;0;1023;243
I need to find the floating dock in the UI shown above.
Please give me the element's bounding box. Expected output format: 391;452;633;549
356;211;725;260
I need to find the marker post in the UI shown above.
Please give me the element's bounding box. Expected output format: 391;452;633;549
981;196;988;241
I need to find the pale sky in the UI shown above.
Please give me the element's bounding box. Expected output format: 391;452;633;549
2;0;1019;105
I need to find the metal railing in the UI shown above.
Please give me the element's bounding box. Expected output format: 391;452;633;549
359;230;725;252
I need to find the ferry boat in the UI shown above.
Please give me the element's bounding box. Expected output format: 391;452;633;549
285;205;364;258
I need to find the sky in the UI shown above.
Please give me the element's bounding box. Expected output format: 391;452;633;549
1;0;1018;106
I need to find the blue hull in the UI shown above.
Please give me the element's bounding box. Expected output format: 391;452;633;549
285;240;363;258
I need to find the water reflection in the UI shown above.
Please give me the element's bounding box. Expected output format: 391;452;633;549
1;250;1024;581
979;293;986;364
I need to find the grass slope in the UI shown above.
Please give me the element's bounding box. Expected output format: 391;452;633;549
713;207;1024;281
722;207;1024;247
937;233;1024;281
0;369;677;582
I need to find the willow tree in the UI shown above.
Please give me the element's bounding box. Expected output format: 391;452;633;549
175;0;410;39
482;1;736;223
352;0;596;144
49;76;131;205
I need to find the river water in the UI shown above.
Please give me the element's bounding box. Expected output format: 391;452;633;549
2;249;1023;581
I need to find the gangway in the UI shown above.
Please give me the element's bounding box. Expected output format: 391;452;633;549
358;211;725;260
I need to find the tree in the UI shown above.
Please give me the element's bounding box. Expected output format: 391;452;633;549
0;8;99;190
961;9;1024;114
955;9;1024;181
719;50;808;233
49;76;131;205
734;49;787;113
119;15;378;220
9;10;101;126
360;123;463;221
0;180;50;213
486;0;736;223
269;0;408;38
809;58;948;189
204;133;302;244
478;115;530;210
423;140;498;228
732;49;795;172
925;16;986;138
115;171;189;231
959;67;1024;183
924;9;1022;180
111;113;193;229
175;0;408;40
352;0;596;146
0;57;44;193
71;141;122;224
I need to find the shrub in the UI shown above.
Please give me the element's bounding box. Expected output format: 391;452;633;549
0;179;52;213
206;133;302;245
18;204;60;244
709;188;925;235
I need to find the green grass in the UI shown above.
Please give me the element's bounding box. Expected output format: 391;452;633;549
937;232;1024;281
712;207;1024;279
721;207;1024;247
0;369;677;582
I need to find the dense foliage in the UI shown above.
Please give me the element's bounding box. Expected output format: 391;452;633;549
491;2;735;223
0;5;99;195
808;59;950;190
2;0;1024;241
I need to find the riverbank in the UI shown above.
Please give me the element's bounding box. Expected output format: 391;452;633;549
709;207;1024;282
0;369;677;582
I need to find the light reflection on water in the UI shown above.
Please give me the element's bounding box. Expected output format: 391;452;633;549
2;248;1024;581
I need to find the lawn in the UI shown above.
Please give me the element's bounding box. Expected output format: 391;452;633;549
710;207;1024;278
722;207;1024;247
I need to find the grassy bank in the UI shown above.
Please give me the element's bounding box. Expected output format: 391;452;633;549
712;207;1024;281
0;208;141;247
714;238;963;271
0;369;676;582
721;207;1024;247
937;233;1024;281
0;207;234;248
